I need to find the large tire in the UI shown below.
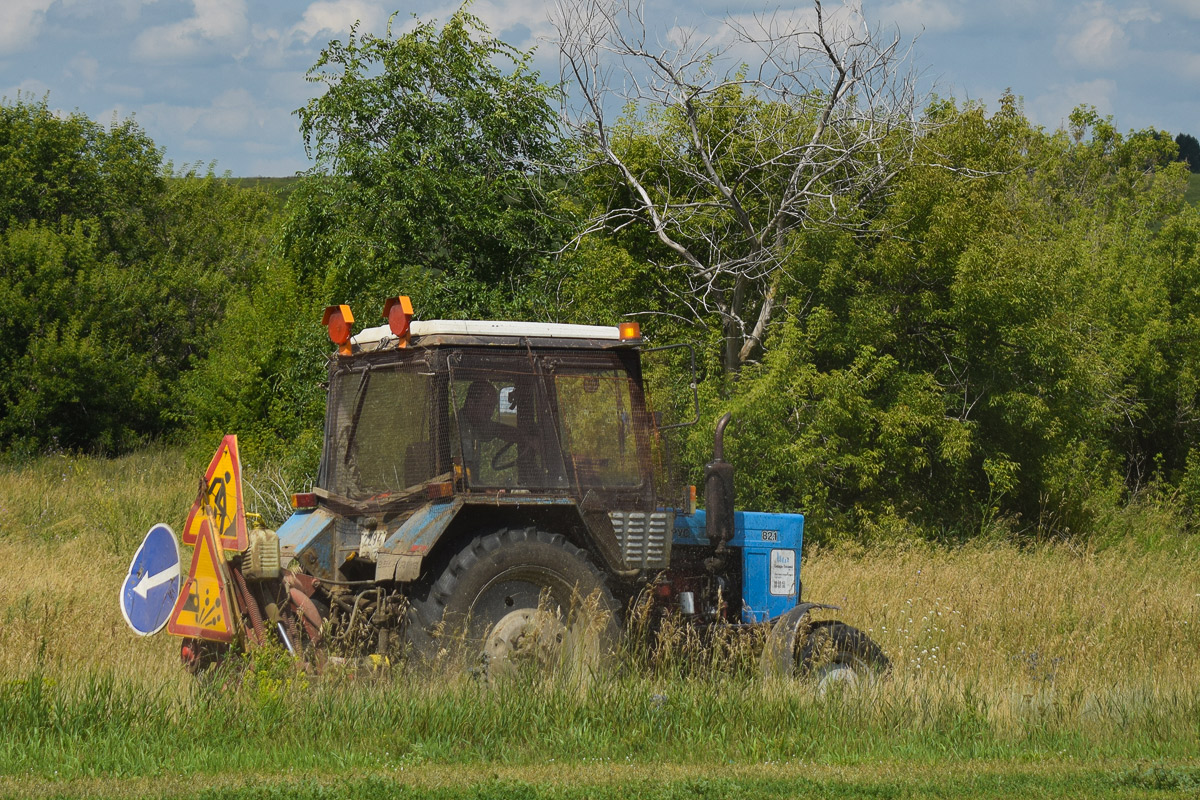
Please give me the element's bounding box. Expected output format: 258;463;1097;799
408;528;619;681
799;621;890;694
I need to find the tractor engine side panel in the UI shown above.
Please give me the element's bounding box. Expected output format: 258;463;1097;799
673;509;804;622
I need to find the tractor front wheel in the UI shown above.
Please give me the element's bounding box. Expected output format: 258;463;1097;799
799;621;890;693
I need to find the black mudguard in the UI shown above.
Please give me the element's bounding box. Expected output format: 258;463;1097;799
759;601;840;677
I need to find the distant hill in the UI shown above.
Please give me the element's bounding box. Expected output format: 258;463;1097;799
224;174;1200;208
227;176;302;201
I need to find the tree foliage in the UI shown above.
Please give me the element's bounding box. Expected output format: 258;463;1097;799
1175;132;1200;172
669;97;1199;539
4;11;1200;544
288;9;570;318
0;97;281;454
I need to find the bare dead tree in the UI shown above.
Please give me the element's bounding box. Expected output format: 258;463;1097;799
552;0;921;373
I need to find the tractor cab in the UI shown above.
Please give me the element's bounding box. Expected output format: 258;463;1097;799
282;302;678;591
321;320;655;506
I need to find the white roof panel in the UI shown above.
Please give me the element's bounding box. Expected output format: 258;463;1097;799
352;319;621;347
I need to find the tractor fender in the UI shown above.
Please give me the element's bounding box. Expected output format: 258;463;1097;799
276;507;339;580
375;498;466;583
276;501;466;584
759;601;840;677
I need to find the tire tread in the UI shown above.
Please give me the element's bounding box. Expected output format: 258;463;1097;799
407;526;615;659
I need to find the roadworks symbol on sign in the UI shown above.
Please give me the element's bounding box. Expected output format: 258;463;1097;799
167;518;235;643
183;434;249;553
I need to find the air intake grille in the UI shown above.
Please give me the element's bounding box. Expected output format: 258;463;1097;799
609;510;673;570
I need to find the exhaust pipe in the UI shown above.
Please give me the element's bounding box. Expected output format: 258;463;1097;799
704;412;735;552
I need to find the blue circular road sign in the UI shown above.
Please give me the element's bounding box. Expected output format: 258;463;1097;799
120;523;181;636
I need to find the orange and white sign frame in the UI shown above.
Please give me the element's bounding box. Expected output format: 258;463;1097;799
183;434;249;553
167;518;236;643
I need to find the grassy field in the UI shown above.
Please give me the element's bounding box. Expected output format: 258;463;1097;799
1;449;1198;798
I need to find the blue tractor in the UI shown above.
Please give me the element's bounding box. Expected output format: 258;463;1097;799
170;297;888;685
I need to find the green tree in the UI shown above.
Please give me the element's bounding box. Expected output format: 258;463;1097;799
0;97;283;454
287;9;571;319
0;97;162;253
1175;132;1200;172
561;93;1191;541
0;99;164;452
712;97;1194;539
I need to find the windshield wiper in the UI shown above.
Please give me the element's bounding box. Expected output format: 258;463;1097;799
342;365;373;465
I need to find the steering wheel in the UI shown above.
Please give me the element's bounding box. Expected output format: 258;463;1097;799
490;440;519;471
490;439;537;472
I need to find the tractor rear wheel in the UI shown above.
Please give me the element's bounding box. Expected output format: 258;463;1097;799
408;528;619;681
799;621;889;693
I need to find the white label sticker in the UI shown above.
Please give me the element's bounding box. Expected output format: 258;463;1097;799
769;549;796;596
358;529;386;560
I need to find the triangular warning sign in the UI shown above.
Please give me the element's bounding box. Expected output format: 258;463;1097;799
167;519;235;643
183;434;249;553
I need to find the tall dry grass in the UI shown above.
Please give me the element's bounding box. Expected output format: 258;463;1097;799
0;448;1198;771
0;447;292;687
801;526;1200;737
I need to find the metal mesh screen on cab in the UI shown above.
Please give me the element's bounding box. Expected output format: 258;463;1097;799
449;367;570;490
324;367;449;502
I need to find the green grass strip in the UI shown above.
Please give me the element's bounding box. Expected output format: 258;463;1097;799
2;667;1198;781
4;762;1200;800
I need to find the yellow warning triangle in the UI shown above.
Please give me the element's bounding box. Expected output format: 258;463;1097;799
167;518;235;643
183;434;249;553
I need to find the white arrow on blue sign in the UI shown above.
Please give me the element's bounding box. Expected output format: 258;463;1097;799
120;523;181;636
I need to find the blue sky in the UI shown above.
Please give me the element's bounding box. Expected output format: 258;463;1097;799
2;0;1197;177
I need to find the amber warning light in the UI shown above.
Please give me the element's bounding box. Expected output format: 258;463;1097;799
383;295;414;344
291;492;318;509
618;321;642;341
322;305;355;355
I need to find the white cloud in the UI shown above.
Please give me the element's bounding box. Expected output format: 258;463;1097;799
135;88;294;148
244;1;391;75
724;6;822;38
0;0;57;54
265;71;313;108
56;0;157;23
876;0;963;34
1027;78;1117;130
132;0;249;62
1057;2;1162;71
1163;48;1200;80
127;102;205;144
103;82;146;101
121;87;300;172
1062;15;1126;70
1;77;53;102
713;5;849;67
291;0;388;42
64;54;100;88
453;0;554;43
191;88;273;139
1162;0;1200;18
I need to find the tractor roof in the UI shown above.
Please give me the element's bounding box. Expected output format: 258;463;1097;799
350;319;640;352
